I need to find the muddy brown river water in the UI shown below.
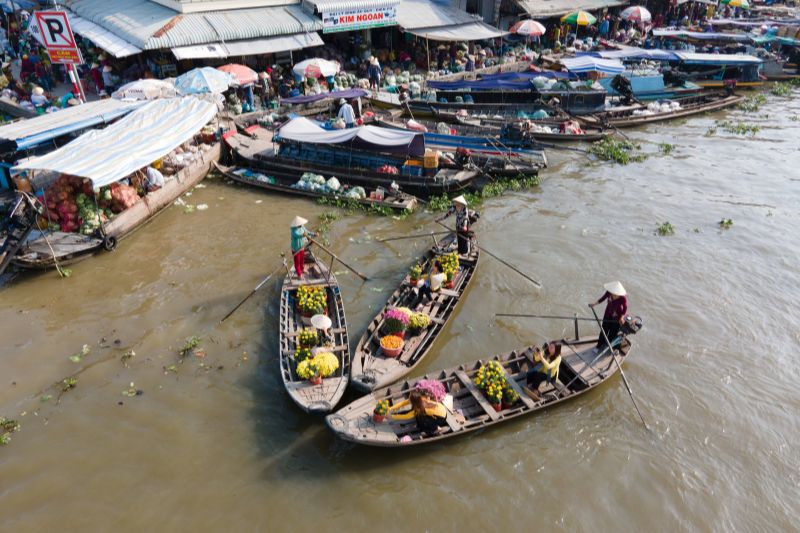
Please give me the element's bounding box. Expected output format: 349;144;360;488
1;91;799;532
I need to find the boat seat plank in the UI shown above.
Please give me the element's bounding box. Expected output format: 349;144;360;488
438;288;459;297
505;374;537;409
454;370;501;421
283;327;346;337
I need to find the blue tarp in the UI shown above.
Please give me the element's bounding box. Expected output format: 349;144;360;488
427;71;574;91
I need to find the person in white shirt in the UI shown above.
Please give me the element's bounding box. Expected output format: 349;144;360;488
30;86;48;108
144;166;165;192
337;98;355;128
414;260;445;309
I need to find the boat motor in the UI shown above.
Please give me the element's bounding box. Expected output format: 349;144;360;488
610;74;635;105
621;315;643;335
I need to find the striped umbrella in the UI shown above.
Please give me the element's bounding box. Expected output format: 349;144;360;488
722;0;749;8
620;6;652;24
217;64;258;86
509;19;547;37
561;10;597;26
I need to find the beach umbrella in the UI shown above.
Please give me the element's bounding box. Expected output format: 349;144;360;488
217;64;258;86
620;6;652;24
111;79;178;101
292;58;340;79
561;10;597;26
722;0;749;8
175;67;232;94
509;19;547;37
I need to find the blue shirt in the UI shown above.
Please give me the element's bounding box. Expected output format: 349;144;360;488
291;226;310;251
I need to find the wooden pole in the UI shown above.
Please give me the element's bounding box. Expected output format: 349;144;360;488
589;304;649;431
308;237;368;281
220;256;286;323
378;231;451;242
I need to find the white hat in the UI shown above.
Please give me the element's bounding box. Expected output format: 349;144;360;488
310;314;332;330
32;86;44;95
452;195;468;206
339;98;346;105
603;281;626;296
291;216;308;227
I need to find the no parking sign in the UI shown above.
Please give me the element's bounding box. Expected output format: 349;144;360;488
32;10;84;64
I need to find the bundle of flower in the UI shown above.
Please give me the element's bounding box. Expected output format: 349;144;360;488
473;360;508;405
297;285;327;315
295;347;312;363
313;352;340;377
296;358;320;380
373;399;390;416
382;308;409;335
439;251;459;281
380;335;404;352
503;386;520;407
409;264;423;281
297;328;318;347
415;379;446;402
408;312;431;332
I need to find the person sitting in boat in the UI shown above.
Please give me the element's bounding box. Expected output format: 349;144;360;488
310;314;333;354
290;216;315;279
387;390;448;437
144;165;165;192
436;195;477;256
525;342;562;401
589;281;628;352
413;260;445;310
337;98;355;128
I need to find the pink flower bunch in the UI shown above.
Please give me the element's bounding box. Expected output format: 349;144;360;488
415;379;446;402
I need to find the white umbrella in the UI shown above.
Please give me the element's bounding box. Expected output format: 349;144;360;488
292;58;340;79
175;67;233;95
112;79;178;101
509;19;547;37
620;6;652;24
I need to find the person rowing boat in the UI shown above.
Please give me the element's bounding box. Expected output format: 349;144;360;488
290;215;315;279
436;195;478;256
589;280;628;352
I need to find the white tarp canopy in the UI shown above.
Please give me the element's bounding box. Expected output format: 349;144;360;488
397;0;507;42
69;14;142;58
407;21;508;41
171;33;324;60
277;117;425;157
14;97;217;188
560;56;625;74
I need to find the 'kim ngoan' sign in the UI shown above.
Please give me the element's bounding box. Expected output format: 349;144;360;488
322;6;397;33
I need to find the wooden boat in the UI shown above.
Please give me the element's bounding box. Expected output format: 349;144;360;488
214;162;418;212
327;317;643;446
225;124;479;199
412;86;607;115
279;250;350;414
13;142;221;269
581;91;745;129
350;233;478;393
376;113;607;144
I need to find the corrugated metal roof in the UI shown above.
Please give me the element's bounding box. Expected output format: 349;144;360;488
396;0;482;30
303;0;398;14
64;0;322;50
514;0;627;18
69;14;143;57
171;32;323;59
405;21;507;41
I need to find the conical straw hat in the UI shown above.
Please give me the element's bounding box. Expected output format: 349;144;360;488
603;281;626;296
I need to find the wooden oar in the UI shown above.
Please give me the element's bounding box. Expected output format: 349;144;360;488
379;231;451;243
496;313;617;323
308;237;369;281
436;221;542;288
589;304;649;431
220;254;286;323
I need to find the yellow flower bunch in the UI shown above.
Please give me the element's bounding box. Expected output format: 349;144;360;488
297;285;327;315
374;399;390;415
380;335;404;350
473;360;507;397
408;312;430;331
485;382;503;404
314;351;340;377
296;358;320;380
297;328;318;347
439;251;459;281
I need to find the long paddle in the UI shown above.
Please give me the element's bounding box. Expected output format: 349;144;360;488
308;237;369;281
378;231;451;243
436;221;542;288
496;312;618;323
589;304;649;431
220;254;286;323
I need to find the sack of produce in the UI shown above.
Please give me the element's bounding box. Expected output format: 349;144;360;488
326;177;341;192
532;76;548;89
406;119;428;133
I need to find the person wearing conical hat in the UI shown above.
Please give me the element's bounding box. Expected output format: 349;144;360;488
290;216;315;279
589;281;628;352
436;195;477;256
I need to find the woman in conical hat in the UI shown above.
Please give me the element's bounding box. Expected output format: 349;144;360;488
290;216;315;279
589;281;628;351
436;195;477;256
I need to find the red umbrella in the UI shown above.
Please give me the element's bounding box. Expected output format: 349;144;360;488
217;64;258;86
509;19;546;37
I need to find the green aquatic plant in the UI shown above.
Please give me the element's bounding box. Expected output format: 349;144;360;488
716;120;760;136
770;82;793;97
658;143;675;155
61;377;77;391
425;176;540;212
719;218;733;229
179;336;201;357
737;93;767;113
589;138;646;165
656;222;675;236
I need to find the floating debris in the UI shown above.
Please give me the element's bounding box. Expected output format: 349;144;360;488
656;222;675;236
196;204;209;211
719;218;733;229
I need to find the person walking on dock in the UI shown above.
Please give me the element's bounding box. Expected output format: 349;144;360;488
437;195;475;256
589;281;628;351
290;216;315;279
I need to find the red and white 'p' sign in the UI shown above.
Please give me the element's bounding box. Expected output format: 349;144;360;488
33;10;84;64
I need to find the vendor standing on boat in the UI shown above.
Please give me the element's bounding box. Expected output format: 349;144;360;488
337;98;355;128
589;281;628;351
290;216;315;279
436;195;475;256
